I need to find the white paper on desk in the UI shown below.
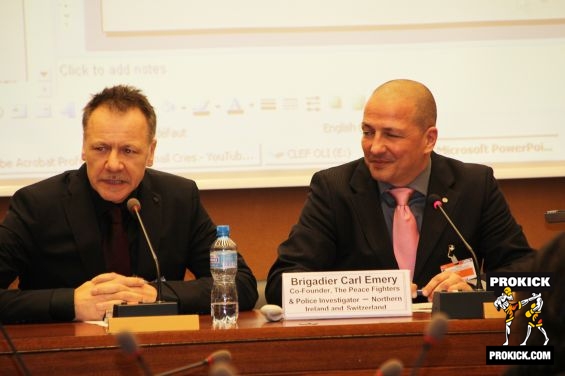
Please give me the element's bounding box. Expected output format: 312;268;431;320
412;302;432;313
84;320;108;328
282;269;412;320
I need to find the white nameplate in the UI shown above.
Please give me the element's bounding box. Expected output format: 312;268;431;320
282;270;412;320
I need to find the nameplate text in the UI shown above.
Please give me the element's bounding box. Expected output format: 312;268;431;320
282;270;412;320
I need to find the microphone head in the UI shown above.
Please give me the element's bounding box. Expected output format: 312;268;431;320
206;350;232;365
127;198;141;214
209;362;238;376
116;331;140;356
424;313;449;346
427;193;442;209
375;358;403;376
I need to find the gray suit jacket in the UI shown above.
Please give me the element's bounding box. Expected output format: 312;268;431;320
266;153;534;305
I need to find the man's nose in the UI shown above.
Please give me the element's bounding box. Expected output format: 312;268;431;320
106;150;123;170
370;134;386;154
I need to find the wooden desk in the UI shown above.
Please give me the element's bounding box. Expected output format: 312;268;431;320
1;311;506;375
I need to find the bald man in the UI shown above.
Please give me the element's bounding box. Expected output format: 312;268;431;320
266;79;534;306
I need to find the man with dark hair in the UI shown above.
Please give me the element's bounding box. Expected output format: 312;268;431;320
0;85;258;323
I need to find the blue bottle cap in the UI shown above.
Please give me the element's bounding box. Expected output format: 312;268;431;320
216;225;230;237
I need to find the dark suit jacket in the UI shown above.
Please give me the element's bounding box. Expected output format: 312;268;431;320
0;165;257;323
265;153;534;306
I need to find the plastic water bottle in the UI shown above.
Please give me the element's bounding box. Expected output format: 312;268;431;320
210;225;239;329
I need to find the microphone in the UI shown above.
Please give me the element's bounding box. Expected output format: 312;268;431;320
111;198;178;317
209;362;238;376
427;194;494;318
116;331;153;376
127;198;165;301
375;358;403;376
0;323;31;376
155;350;232;376
428;194;481;289
410;313;448;376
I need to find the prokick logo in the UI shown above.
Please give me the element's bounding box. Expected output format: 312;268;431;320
485;272;554;365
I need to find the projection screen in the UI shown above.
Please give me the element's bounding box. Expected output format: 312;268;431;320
1;0;564;196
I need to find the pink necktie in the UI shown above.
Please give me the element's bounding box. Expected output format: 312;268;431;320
389;188;419;277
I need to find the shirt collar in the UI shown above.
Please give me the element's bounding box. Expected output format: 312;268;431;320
378;157;432;197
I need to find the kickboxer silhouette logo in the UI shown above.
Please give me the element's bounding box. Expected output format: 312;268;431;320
493;287;549;346
486;272;554;366
520;293;549;346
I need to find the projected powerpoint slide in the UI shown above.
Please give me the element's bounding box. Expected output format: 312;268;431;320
1;0;565;194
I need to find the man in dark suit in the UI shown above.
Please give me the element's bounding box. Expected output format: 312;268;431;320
265;79;533;306
0;85;257;323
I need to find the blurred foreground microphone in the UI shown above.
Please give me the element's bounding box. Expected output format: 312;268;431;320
209;362;238;376
0;323;31;376
375;358;403;376
428;194;494;319
111;198;178;317
410;313;448;376
155;350;232;376
117;331;153;376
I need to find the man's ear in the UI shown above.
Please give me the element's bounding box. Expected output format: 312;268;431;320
424;126;438;153
146;139;157;167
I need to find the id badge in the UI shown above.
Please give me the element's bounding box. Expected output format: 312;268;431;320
440;258;477;282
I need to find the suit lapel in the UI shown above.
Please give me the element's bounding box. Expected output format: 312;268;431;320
64;165;106;277
413;153;459;279
349;161;398;268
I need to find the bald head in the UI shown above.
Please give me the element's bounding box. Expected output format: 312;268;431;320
368;79;437;131
361;79;438;186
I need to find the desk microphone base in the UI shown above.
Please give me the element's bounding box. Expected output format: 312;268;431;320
112;301;179;318
432;291;495;319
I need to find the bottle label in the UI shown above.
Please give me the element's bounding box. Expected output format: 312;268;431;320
210;252;238;269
